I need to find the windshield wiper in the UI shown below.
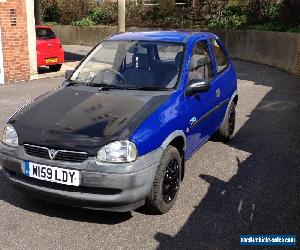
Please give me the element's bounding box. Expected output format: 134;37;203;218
126;86;171;91
67;80;81;86
88;83;128;90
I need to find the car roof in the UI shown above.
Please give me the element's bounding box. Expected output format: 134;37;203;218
107;31;216;44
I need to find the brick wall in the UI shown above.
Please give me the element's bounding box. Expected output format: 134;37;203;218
0;0;31;83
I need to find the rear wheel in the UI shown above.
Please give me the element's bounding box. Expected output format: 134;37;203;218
216;101;236;141
49;64;62;72
146;145;182;214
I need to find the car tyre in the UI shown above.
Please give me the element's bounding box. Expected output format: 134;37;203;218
216;101;236;142
49;64;62;72
146;145;182;214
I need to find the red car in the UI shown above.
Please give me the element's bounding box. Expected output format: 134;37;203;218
36;26;64;72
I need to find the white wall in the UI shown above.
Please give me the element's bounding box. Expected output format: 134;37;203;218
0;27;4;85
25;0;38;79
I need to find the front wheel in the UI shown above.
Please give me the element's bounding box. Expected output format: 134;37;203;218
146;145;182;214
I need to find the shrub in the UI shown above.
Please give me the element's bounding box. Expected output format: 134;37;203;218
208;4;247;30
265;3;280;20
41;0;60;23
94;2;118;25
41;0;96;24
126;2;159;27
280;0;300;26
71;2;117;26
71;17;96;26
208;15;247;30
158;0;176;17
248;21;287;32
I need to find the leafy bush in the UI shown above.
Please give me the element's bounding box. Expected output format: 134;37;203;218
208;15;247;30
280;0;300;26
41;0;60;23
71;17;96;26
208;5;247;30
288;25;300;33
248;21;288;32
71;2;117;26
265;3;280;20
158;0;176;17
41;0;96;25
126;2;159;27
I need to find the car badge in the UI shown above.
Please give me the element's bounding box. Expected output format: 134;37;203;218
48;44;52;47
48;149;58;160
190;117;197;126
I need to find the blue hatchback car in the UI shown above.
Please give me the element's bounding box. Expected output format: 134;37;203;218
0;31;238;214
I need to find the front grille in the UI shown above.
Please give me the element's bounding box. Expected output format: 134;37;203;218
23;144;88;163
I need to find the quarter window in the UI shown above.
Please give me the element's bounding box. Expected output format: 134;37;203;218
211;39;229;74
189;41;214;82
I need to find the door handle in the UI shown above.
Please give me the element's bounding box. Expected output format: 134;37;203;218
216;88;221;98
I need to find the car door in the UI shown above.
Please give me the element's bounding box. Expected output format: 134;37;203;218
209;38;235;129
185;39;219;157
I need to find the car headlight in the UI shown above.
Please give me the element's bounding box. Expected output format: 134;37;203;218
96;140;138;163
2;124;18;147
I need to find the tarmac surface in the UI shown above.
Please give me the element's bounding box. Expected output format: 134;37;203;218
0;52;299;249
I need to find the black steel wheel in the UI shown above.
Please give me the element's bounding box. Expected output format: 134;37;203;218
228;103;236;136
162;159;180;203
146;145;182;214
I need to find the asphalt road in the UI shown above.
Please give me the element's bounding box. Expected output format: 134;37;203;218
0;60;299;249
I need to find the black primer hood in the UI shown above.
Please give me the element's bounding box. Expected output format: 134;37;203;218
10;86;169;155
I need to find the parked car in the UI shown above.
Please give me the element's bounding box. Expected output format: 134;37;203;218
0;31;238;214
36;26;64;72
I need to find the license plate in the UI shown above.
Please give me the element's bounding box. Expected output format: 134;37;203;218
46;58;58;64
24;161;80;186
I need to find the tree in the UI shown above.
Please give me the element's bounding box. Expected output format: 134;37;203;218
159;0;176;16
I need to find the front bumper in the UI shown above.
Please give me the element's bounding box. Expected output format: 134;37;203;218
0;143;162;212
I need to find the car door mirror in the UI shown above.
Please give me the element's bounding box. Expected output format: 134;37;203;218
185;80;210;96
65;70;73;80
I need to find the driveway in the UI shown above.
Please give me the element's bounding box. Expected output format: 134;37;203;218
0;60;299;249
37;45;92;79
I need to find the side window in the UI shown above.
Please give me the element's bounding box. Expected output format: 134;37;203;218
211;39;229;74
189;41;214;82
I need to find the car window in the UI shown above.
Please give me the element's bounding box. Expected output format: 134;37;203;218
189;41;214;82
157;44;183;63
36;28;56;40
71;41;184;89
211;39;229;74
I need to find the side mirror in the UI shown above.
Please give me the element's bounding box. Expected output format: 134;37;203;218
65;70;73;80
185;80;210;96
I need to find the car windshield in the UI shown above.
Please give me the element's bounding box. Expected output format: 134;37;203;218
70;41;184;90
36;28;56;39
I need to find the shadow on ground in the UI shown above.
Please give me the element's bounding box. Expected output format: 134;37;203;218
0;169;132;225
64;51;86;62
155;61;300;249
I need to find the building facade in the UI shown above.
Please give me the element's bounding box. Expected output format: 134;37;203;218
0;0;37;84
